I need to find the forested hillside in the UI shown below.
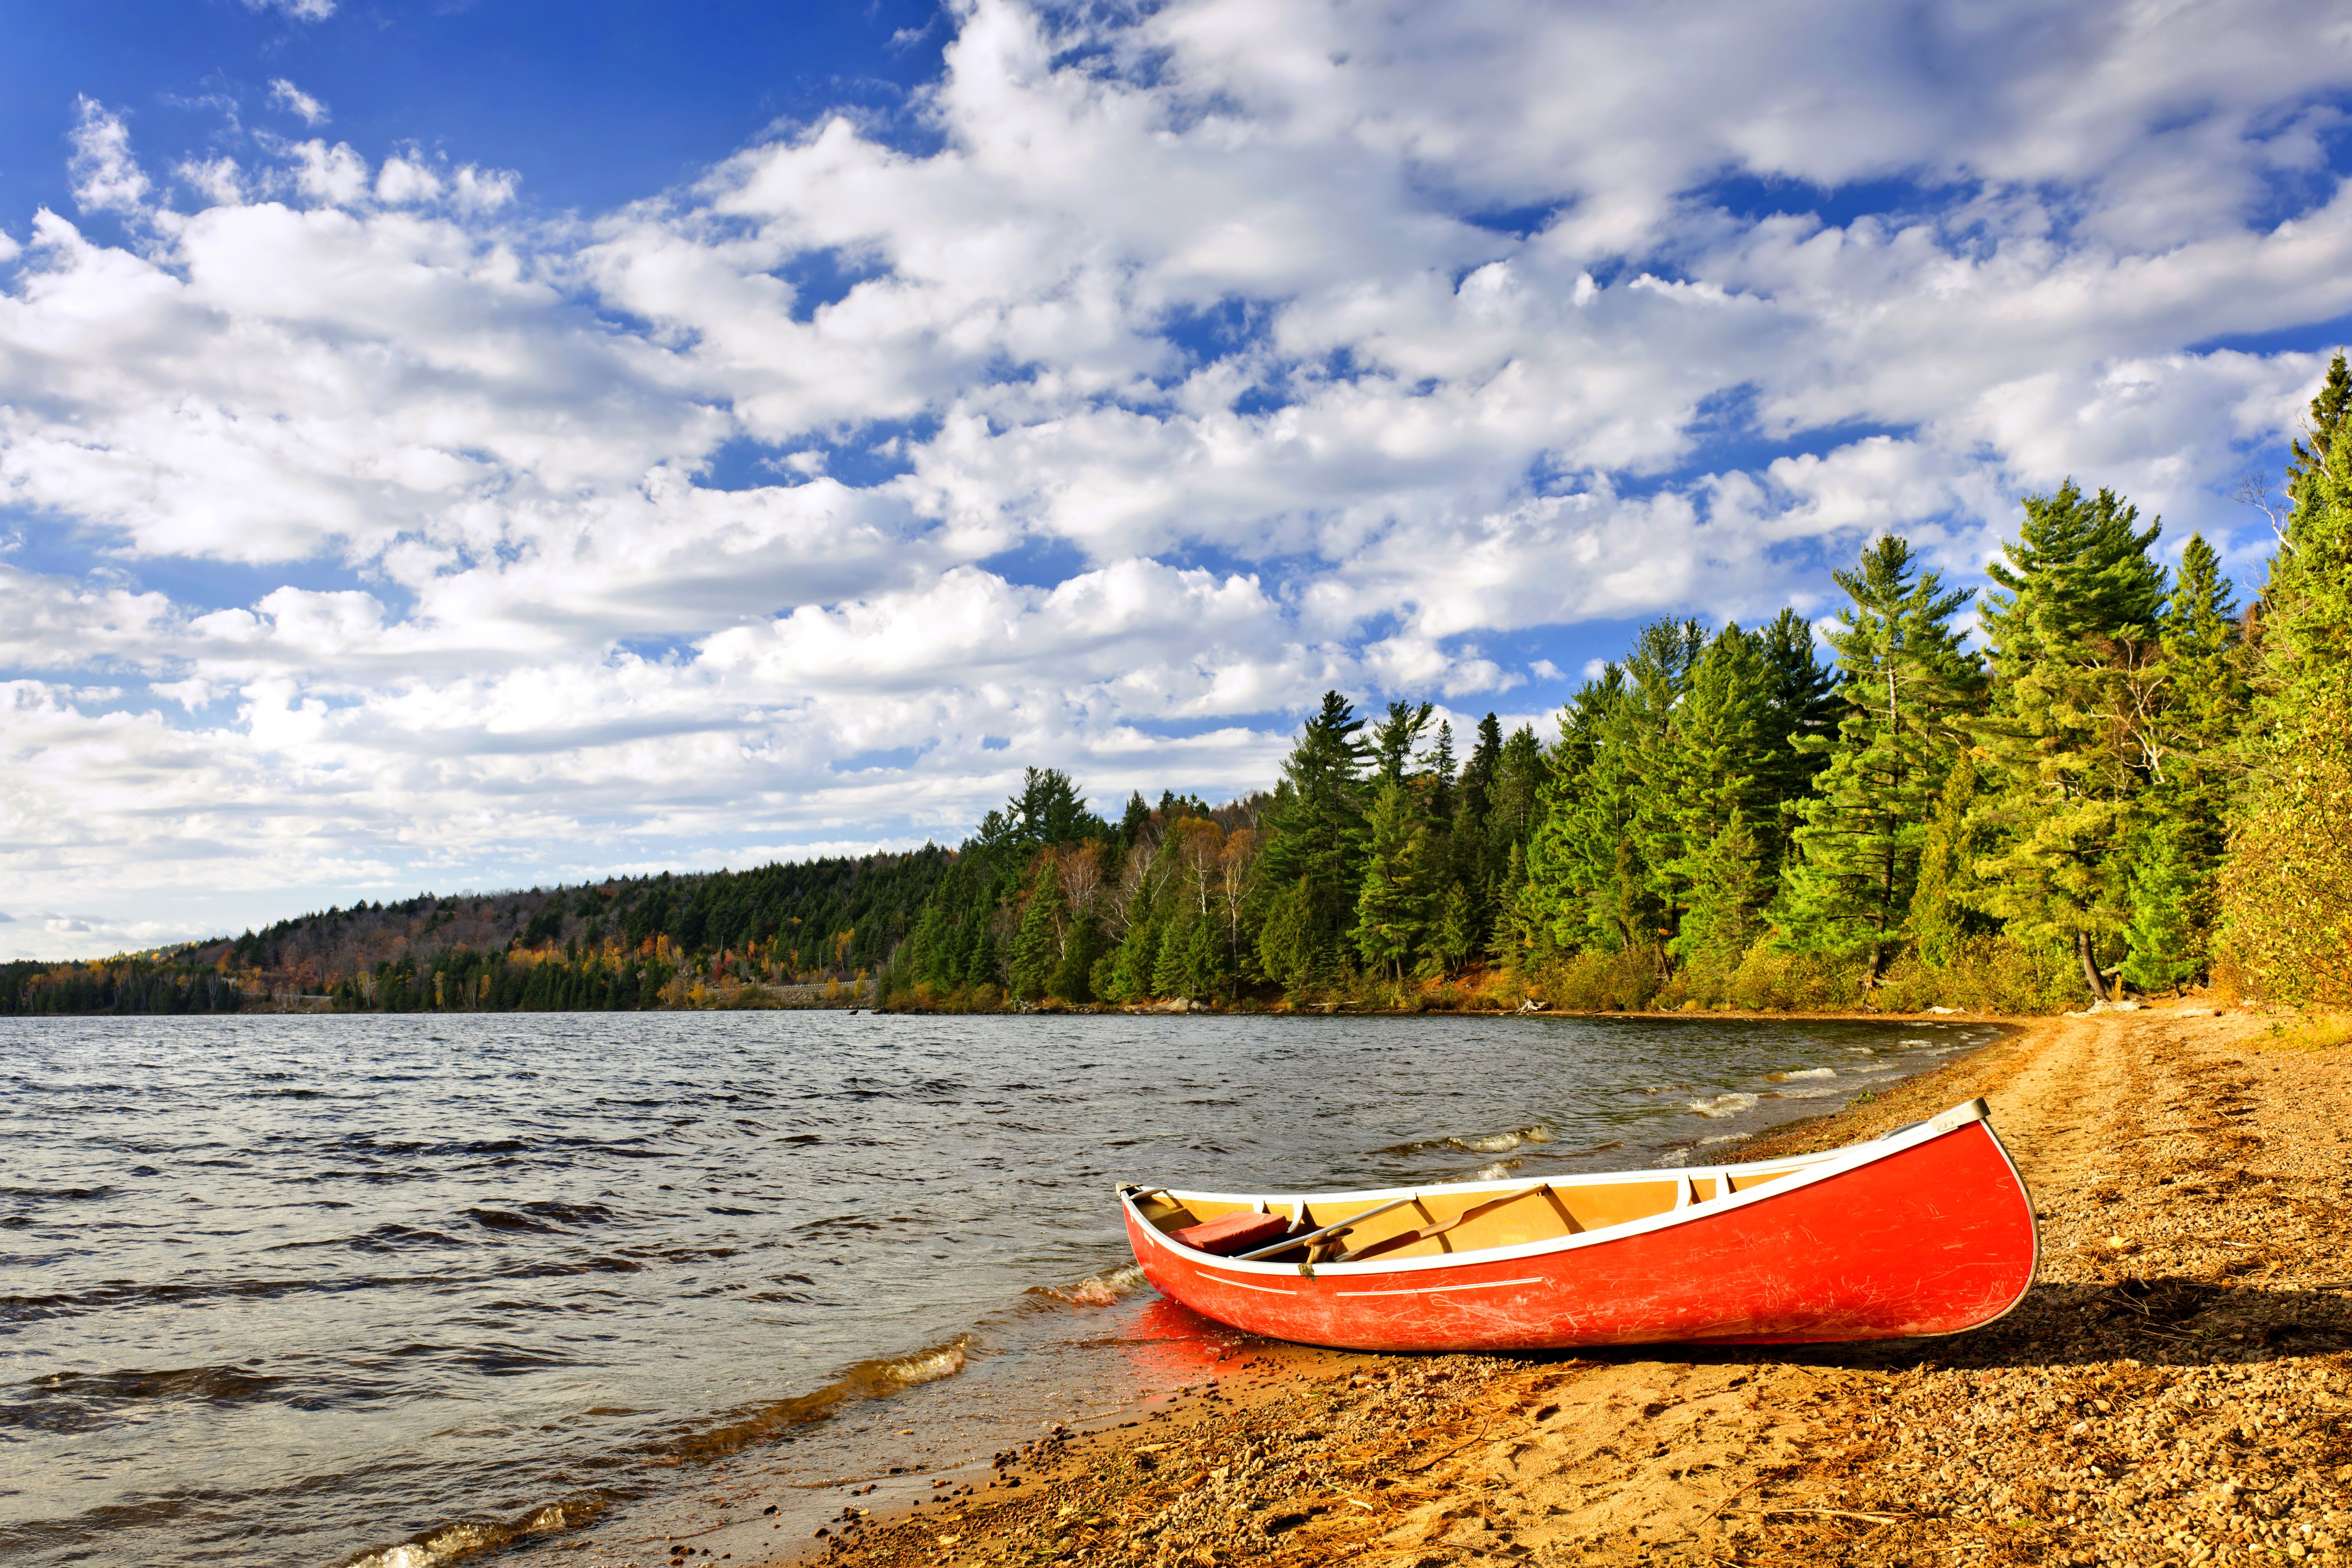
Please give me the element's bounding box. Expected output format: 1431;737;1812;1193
12;360;2349;1017
1;849;949;1015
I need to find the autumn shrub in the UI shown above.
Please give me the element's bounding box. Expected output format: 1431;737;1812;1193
1874;935;2074;1014
1720;937;1859;1012
2216;690;2352;1006
1538;947;1664;1011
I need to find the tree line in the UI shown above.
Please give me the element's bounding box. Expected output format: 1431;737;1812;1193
2;850;950;1016
0;957;243;1016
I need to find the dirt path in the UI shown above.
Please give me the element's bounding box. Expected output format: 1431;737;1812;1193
676;1008;2350;1568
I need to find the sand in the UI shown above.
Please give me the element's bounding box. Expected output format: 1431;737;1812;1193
639;1006;2350;1568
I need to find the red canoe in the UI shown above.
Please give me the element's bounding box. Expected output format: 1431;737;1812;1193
1118;1098;2036;1352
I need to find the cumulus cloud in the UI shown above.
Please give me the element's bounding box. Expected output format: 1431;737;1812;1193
66;98;150;215
4;0;2350;956
268;78;330;127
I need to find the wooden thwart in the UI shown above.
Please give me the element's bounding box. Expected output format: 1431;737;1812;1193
1340;1183;1555;1263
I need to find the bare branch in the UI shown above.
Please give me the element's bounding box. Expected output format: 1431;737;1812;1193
2233;469;2291;554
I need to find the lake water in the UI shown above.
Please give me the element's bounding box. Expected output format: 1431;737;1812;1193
0;1010;1995;1566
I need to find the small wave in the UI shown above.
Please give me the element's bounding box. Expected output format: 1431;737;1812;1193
1844;1046;1876;1055
1469;1159;1524;1181
338;1492;611;1568
1898;1038;1931;1046
1027;1264;1145;1308
1766;1067;1837;1082
666;1336;972;1462
1698;1133;1745;1146
1780;1087;1840;1099
462;1208;564;1234
880;1342;970;1388
1381;1122;1554;1156
1687;1093;1759;1119
6;1363;283;1423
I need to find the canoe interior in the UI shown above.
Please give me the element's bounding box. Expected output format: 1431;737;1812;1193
1136;1162;1807;1264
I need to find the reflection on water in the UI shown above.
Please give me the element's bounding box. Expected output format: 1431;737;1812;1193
0;1010;1992;1566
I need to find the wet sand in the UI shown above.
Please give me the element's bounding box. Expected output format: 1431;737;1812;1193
598;1006;2350;1568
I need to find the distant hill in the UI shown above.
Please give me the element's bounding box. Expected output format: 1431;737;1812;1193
0;847;952;1015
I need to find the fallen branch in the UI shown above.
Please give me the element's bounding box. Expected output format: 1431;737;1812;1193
1402;1421;1494;1475
1698;1476;1760;1524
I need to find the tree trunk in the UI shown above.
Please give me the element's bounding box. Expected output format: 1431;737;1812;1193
2076;928;2110;1003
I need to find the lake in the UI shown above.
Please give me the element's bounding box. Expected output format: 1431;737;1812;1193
0;1010;1995;1566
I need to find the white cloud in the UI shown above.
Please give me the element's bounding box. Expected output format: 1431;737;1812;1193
285;138;370;204
246;0;336;21
5;0;2351;955
374;156;442;206
176;156;246;206
66;98;150;215
268;78;330;128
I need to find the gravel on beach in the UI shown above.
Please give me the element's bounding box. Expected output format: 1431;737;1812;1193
688;1007;2351;1568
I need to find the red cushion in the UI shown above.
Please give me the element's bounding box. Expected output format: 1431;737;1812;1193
1169;1211;1293;1256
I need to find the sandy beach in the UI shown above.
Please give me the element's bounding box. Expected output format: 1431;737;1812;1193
616;1006;2352;1568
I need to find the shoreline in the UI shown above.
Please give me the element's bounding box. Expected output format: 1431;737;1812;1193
660;1005;2349;1568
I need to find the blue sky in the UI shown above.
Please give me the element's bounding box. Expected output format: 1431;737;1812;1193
4;0;2351;958
0;2;948;222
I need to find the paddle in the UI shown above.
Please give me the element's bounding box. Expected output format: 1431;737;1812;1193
1230;1195;1419;1261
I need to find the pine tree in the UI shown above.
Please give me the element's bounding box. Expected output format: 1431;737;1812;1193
1906;755;1983;970
1354;778;1433;979
1103;912;1158;1002
1008;769;1105;847
1006;860;1067;1000
1432;880;1477;977
1674;808;1768;978
1256;877;1323;999
1487;840;1535;974
1252;693;1371;986
1429;721;1458;819
2287;348;2351;494
1524;665;1642;954
1758;607;1840;880
1476;722;1545;952
2121;816;2200;994
1150;914;1192;999
1182;917;1234;1001
1459;714;1503;824
964;926;1000;993
1656;624;1775;955
1446;713;1503;935
2126;533;2244;984
1486;724;1545;856
1968;481;2164;1002
1116;791;1152;854
1779;536;1984;980
1522;622;1698;969
1046;912;1102;1002
1370;701;1434;788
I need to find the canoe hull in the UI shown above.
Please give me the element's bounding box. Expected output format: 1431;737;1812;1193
1122;1119;2036;1353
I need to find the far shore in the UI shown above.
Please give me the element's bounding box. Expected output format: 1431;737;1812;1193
223;990;2049;1019
608;1003;2350;1568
